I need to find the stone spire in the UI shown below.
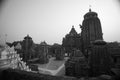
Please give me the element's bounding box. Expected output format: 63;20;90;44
81;9;103;52
69;25;77;35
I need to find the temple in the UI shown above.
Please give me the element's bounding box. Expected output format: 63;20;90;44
62;25;82;55
0;8;120;80
63;9;114;77
81;8;103;53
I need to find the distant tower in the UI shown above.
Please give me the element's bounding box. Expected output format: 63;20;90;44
81;8;103;52
22;35;33;61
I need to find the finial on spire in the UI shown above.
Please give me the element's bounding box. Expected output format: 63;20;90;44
89;5;92;12
27;34;29;37
72;25;74;28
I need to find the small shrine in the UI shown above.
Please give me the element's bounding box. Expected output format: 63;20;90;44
38;41;49;64
65;49;89;78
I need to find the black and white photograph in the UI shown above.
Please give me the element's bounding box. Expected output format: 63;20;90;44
0;0;120;80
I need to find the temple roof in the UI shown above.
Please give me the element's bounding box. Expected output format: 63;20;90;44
84;9;98;19
40;41;47;46
69;26;77;36
93;40;107;45
24;35;32;40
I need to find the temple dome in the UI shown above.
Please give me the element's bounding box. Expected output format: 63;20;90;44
40;41;47;46
24;35;32;39
84;9;98;19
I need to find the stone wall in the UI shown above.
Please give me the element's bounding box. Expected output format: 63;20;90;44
0;68;78;80
0;68;118;80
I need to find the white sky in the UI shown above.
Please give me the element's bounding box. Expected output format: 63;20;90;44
0;0;120;44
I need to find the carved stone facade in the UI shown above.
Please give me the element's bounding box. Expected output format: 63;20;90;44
89;40;112;76
64;9;113;78
65;50;88;78
62;9;103;55
62;26;81;54
38;41;49;64
22;35;35;62
81;9;103;53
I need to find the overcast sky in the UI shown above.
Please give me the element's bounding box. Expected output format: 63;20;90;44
0;0;120;44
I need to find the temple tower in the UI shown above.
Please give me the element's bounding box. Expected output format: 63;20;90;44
81;9;103;52
22;35;34;61
62;26;81;54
